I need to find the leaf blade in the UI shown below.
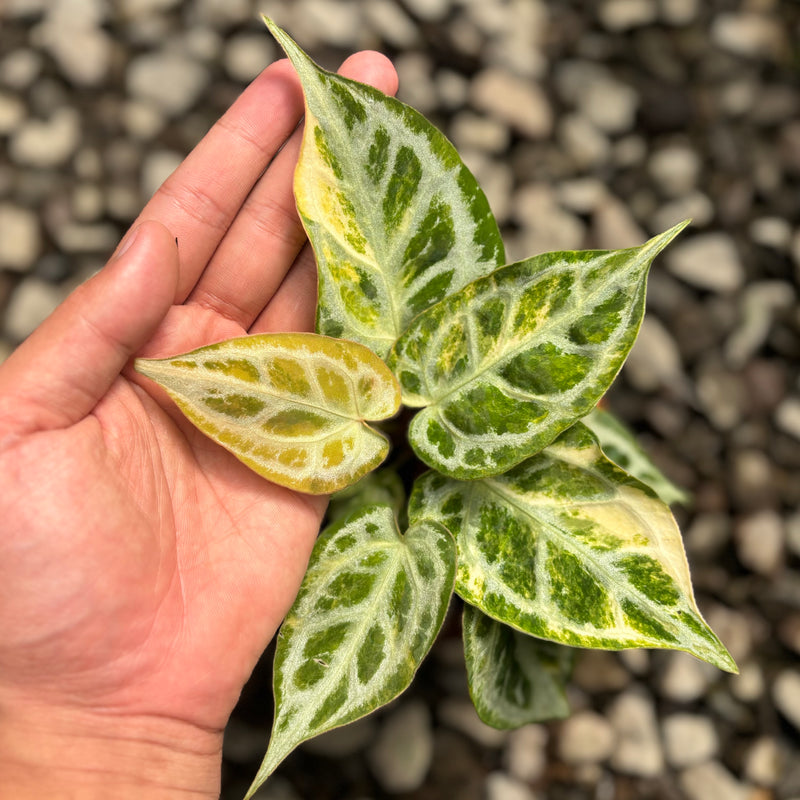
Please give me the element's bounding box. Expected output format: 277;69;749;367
409;423;736;672
246;505;456;795
390;223;690;478
264;18;505;358
135;333;400;494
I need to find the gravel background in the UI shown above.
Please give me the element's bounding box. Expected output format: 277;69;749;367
1;1;799;799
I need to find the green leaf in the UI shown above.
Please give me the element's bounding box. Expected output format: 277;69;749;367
408;422;737;673
327;467;406;526
135;333;400;495
264;18;505;359
389;222;690;479
246;506;456;795
463;603;572;729
583;407;689;506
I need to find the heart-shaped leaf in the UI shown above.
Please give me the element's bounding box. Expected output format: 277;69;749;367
583;407;689;505
265;18;505;358
389;222;690;479
409;423;737;672
135;333;400;494
246;505;456;796
463;603;572;729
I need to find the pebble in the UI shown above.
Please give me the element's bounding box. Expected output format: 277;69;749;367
512;183;586;254
710;12;787;61
141;149;184;199
471;66;553;139
437;697;508;748
363;0;418;49
607;688;664;777
484;771;539;800
577;75;639;136
685;511;731;558
9;107;82;168
367;702;434;793
0;203;42;272
666;233;746;292
599;0;659;32
744;736;782;787
557;710;616;765
301;716;376;758
658;652;714;703
730;661;765;703
772;670;800;732
0;48;43;90
450;111;510;155
0;91;26;135
591;194;646;249
558;113;611;169
3;279;67;342
402;0;451;21
662;713;719;768
660;0;699;25
624;315;687;394
223;33;275;83
775;397;800;441
749;216;792;251
648;143;701;198
503;725;548;783
572;650;631;693
734;510;785;576
652;191;714;232
126;50;210;117
680;761;754;800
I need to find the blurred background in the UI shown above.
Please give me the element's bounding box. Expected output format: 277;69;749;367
1;0;798;798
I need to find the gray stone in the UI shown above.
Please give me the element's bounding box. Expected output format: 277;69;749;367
512;183;586;255
577;75;639;135
395;53;438;113
773;670;800;732
735;510;785;576
648;144;701;198
187;0;252;27
471;67;553;139
118;0;182;15
558;710;616;765
363;0;418;49
556;178;607;215
438;697;508;748
591;195;646;249
141;149;184;199
224;33;276;83
4;279;66;342
558;113;611;169
0;92;26;136
730;662;765;703
744;736;783;787
402;0;451;21
662;713;719;768
10;107;81;168
776;397;800;441
52;222;120;254
0;203;42;272
367;702;433;793
0;48;44;90
302;716;376;758
711;12;787;61
652;192;714;232
450;111;510;154
121;100;165;141
679;761;753;800
599;0;658;31
504;725;548;783
624;315;687;394
484;771;539;800
666;233;746;292
572;650;630;693
127;50;209;117
607;688;664;777
658;652;714;703
660;0;699;25
750;216;792;250
685;512;731;559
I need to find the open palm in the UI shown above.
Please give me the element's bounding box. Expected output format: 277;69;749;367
0;53;397;796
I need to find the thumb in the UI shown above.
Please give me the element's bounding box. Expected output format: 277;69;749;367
0;220;179;435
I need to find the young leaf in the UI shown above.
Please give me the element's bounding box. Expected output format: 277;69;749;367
264;18;505;358
389;222;690;479
408;422;737;673
583;407;689;505
135;333;400;494
463;603;572;729
246;505;456;795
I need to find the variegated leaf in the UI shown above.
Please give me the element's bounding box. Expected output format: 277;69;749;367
389;222;690;479
463;603;572;729
246;505;456;795
408;423;736;672
135;333;400;494
264;18;505;358
583;407;689;505
327;467;406;526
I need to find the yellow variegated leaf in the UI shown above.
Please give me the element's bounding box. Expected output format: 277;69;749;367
135;333;400;494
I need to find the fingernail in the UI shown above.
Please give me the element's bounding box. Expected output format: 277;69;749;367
113;225;142;261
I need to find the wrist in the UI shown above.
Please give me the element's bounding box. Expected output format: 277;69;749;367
0;695;223;799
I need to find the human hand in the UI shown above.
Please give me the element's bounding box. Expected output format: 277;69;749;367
0;52;397;799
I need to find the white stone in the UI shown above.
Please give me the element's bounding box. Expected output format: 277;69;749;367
512;183;586;254
0;203;42;271
33;14;112;87
744;736;782;787
4;279;66;341
666;233;746;292
773;670;800;732
363;0;419;49
395;53;437;113
658;652;714;703
648;144;701;198
578;76;639;135
224;33;276;83
599;0;658;31
10;107;81;168
659;0;699;25
484;771;539;800
0;48;43;90
750;216;792;250
187;0;252;27
680;761;753;800
450;112;510;154
558;710;616;765
367;702;433;793
52;222;119;254
471;67;553;139
0;92;26;135
121;100;165;141
436;69;469;110
127;50;209;117
118;0;182;15
438;698;508;748
504;725;548;783
735;510;785;576
141;149;184;199
607;689;664;777
624;315;687;394
776;397;800;441
402;0;451;21
558;113;611;169
652;192;714;232
711;12;786;60
662;713;719;768
556;178;607;215
591;195;646;249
